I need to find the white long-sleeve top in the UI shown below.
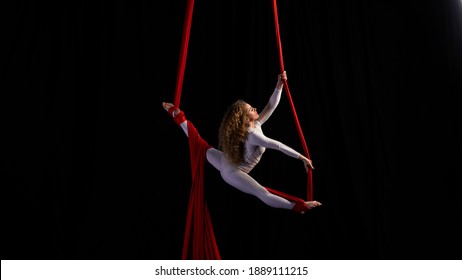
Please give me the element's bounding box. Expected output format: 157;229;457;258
239;88;301;173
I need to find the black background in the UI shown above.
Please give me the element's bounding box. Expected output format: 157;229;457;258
3;0;461;260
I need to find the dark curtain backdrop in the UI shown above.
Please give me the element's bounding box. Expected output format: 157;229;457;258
3;0;461;260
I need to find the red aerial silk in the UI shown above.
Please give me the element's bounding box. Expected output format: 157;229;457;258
172;0;221;260
271;0;313;201
171;0;314;260
181;121;221;260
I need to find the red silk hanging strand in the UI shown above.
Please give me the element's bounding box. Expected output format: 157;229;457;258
173;0;221;260
271;0;314;201
174;0;194;108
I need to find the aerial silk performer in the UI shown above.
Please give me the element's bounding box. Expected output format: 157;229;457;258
163;0;320;260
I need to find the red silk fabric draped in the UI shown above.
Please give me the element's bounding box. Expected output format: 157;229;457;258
271;0;313;201
171;0;314;260
173;0;221;260
182;121;221;259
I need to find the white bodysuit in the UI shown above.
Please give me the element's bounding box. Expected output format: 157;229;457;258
178;87;302;209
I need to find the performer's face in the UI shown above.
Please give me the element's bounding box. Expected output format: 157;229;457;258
245;103;258;120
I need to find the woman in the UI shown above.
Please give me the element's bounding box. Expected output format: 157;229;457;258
162;71;321;213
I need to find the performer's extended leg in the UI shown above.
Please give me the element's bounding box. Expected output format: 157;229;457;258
163;102;189;135
162;102;223;171
220;167;296;210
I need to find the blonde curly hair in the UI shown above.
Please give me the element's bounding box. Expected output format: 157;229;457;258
218;99;250;166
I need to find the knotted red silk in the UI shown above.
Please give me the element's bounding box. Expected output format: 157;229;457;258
171;0;313;260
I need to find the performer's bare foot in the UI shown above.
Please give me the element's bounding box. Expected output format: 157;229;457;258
306;200;322;210
293;200;322;214
162;102;180;117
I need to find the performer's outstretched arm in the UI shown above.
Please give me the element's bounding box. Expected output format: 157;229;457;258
257;71;286;125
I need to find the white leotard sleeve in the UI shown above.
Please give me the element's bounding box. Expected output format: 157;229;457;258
257;88;282;125
247;130;300;159
240;121;300;173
